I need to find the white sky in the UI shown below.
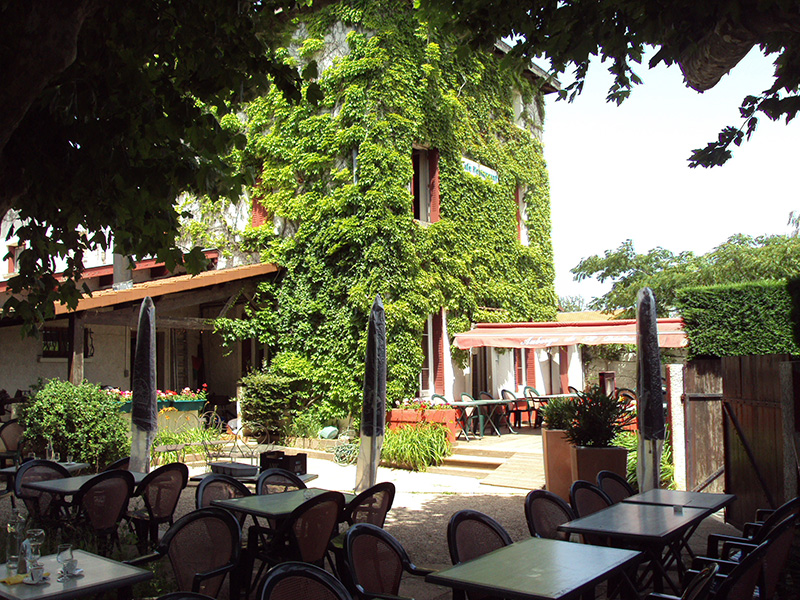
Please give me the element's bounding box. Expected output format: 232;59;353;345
543;48;800;302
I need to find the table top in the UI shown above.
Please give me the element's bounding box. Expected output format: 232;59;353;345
22;472;147;496
426;537;641;600
189;471;318;484
623;489;735;511
211;487;355;518
0;463;89;478
558;502;709;543
0;550;152;600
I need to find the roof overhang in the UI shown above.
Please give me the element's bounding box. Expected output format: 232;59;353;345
454;318;687;350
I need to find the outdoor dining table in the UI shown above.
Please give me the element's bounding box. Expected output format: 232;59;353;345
450;399;514;438
0;463;89;480
558;501;712;594
426;536;641;600
189;470;318;485
0;549;152;600
210;487;355;519
21;471;147;497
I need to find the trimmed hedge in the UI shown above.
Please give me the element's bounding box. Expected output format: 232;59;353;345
676;280;800;357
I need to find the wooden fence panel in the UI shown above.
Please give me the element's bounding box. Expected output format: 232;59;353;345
723;355;793;528
684;359;724;493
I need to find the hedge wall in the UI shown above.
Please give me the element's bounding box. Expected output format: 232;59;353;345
676;280;800;357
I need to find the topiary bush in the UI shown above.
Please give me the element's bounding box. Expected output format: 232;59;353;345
21;379;130;470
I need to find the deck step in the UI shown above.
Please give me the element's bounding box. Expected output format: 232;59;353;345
448;445;516;459
442;453;504;470
426;464;491;479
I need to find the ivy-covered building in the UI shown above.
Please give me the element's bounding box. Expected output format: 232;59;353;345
185;0;559;423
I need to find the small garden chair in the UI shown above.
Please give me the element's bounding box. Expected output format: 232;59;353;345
569;480;612;517
502;388;533;429
14;459;70;525
129;461;189;552
447;510;512;600
523;386;545;428
102;456;131;471
524;489;575;540
73;469;135;555
195;473;252;527
259;561;354;600
597;470;635;503
256;468;306;495
128;507;241;599
342;523;432;600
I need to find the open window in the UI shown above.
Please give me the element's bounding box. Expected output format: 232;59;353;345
411;148;440;224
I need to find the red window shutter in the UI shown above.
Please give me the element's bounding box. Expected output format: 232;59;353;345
559;347;569;393
514;349;523;388
525;349;537;388
251;197;269;227
432;310;445;394
429;149;440;223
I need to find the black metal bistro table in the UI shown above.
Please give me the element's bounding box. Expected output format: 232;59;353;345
211;487;355;519
0;549;152;600
426;537;641;600
558;502;713;594
21;472;147;497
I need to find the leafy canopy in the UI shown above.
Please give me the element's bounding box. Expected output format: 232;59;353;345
419;0;800;168
573;234;800;317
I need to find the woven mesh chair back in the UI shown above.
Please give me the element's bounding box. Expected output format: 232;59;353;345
349;529;404;596
260;562;353;600
347;482;395;526
102;457;131;471
0;421;23;452
139;463;188;519
524;490;575;540
596;471;634;504
287;492;344;564
570;481;612;517
166;512;238;597
257;469;306;495
448;510;512;564
15;460;69;519
754;496;800;543
195;474;251;526
78;470;134;533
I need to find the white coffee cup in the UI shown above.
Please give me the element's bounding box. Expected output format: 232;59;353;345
64;559;78;575
29;565;44;583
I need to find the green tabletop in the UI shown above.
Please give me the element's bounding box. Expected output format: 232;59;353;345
211;487;355;518
22;472;146;497
0;549;152;600
426;537;641;600
622;489;735;511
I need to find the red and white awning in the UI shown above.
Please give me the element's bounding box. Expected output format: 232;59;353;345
453;318;687;350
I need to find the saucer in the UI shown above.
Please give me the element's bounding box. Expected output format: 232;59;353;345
22;576;48;585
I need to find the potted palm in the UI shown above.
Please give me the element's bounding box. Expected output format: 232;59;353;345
540;396;573;501
563;385;634;484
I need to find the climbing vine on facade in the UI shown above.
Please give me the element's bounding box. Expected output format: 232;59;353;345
207;0;556;417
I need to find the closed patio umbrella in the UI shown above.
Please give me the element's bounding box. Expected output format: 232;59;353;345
130;297;157;473
636;287;665;492
355;294;386;493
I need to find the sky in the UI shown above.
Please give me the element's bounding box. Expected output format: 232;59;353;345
543;48;800;303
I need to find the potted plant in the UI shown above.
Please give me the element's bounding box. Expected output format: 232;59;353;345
563;385;634;484
540;396;573;501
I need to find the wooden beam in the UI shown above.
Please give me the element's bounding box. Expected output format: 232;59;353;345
82;311;215;330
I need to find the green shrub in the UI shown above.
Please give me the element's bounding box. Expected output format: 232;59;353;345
380;423;452;471
239;370;312;441
615;431;676;491
563;385;634;447
21;379;130;470
677;280;800;357
540;396;571;429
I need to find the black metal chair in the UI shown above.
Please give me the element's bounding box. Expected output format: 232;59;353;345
0;420;24;469
524;489;575;540
597;470;635;503
128;507;241;598
644;563;719;600
129;462;189;552
569;480;612;517
447;510;513;600
259;561;354;600
102;456;131;471
502;389;533;428
256;468;306;495
14;459;70;524
342;523;432;600
73;469;135;555
195;473;252;527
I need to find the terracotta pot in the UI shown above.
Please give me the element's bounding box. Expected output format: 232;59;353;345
570;445;628;486
542;428;572;502
386;408;458;443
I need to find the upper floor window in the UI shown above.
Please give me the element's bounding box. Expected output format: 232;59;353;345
412;149;431;223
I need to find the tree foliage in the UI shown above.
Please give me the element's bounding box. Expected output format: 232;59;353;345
573;234;800;316
210;0;556;412
1;1;323;331
419;0;800;168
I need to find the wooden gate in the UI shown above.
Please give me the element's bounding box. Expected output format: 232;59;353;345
722;354;795;527
683;359;724;493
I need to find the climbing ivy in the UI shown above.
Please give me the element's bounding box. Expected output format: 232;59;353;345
208;0;556;415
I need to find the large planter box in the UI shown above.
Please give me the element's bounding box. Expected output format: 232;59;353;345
570;445;628;486
542;428;572;502
386;409;457;443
